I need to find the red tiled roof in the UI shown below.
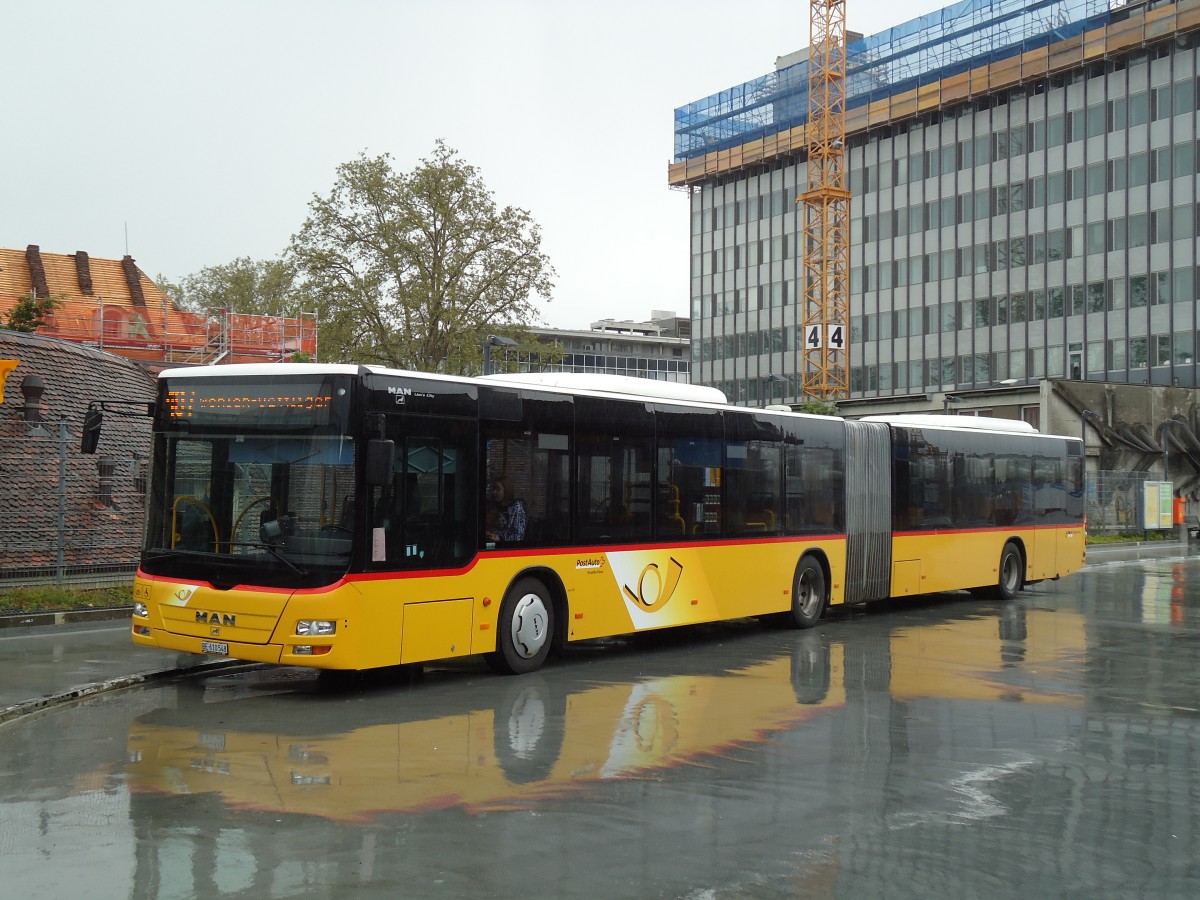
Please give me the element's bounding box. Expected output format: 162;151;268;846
0;245;317;365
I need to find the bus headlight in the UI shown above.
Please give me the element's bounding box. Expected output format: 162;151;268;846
133;602;148;618
296;620;336;636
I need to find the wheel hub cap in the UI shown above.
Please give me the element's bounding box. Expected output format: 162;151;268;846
510;594;548;659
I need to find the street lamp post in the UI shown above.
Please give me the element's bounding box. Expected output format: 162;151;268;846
943;394;962;414
764;373;787;407
1163;419;1172;483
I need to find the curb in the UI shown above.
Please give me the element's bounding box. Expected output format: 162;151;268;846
1084;541;1193;564
0;606;133;631
0;658;252;727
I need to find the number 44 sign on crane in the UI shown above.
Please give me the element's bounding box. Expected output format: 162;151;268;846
804;324;845;351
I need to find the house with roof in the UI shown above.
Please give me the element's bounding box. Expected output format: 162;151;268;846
0;244;316;367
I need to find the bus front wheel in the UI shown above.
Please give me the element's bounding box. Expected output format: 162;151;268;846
487;577;554;675
993;541;1024;602
787;555;827;629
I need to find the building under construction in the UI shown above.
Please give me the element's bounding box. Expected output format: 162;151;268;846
0;245;316;368
672;0;1200;410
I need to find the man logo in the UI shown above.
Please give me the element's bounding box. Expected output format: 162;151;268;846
196;611;236;627
622;557;683;612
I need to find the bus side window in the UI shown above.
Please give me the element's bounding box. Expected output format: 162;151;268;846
656;407;723;538
485;430;572;546
722;416;782;536
573;396;654;544
786;443;842;533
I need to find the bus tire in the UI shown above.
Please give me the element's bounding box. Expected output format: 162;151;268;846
487;577;554;675
787;555;827;629
993;541;1024;602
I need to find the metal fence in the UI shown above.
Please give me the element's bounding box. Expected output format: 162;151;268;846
1085;469;1190;536
0;430;146;591
0;536;140;589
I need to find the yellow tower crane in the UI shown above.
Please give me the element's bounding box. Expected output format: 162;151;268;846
800;0;850;402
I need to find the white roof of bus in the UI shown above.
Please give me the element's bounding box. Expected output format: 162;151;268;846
157;364;732;406
859;413;1041;434
479;372;728;404
158;363;367;379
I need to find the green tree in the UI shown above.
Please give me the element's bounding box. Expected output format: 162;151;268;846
4;294;59;332
154;274;186;309
288;142;555;372
798;399;840;416
159;258;303;316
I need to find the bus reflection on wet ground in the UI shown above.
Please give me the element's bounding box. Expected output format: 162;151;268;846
124;602;1086;820
6;557;1200;898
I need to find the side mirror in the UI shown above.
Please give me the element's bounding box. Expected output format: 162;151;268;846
365;439;395;486
80;405;104;454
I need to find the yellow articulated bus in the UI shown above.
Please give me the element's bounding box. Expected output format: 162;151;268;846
123;363;1084;674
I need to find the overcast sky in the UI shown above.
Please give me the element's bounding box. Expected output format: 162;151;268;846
4;0;931;329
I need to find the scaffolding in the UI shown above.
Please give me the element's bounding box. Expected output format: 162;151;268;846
1;246;319;367
20;294;319;367
674;0;1123;163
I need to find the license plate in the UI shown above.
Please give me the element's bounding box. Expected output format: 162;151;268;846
201;641;229;656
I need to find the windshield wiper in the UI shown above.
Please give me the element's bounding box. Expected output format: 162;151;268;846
142;548;216;560
226;542;309;578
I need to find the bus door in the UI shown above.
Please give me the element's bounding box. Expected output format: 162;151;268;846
366;415;476;570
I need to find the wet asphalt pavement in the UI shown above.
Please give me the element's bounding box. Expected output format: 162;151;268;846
1;544;1198;898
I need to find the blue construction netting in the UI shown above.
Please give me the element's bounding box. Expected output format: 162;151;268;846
674;0;1122;163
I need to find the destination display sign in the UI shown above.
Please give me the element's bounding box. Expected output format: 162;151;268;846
162;378;347;428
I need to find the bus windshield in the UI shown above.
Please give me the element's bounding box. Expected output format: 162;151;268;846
140;374;357;590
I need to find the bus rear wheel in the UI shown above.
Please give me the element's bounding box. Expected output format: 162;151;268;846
487;577;554;675
786;555;827;629
993;541;1024;602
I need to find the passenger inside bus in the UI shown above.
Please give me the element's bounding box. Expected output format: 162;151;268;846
486;476;527;542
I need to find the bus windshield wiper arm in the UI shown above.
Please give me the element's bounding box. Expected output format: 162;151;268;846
227;542;309;578
142;548;217;560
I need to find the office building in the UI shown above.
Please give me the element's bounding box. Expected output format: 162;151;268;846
505;312;691;382
670;0;1200;412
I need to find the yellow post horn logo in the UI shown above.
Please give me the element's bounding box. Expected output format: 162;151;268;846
622;557;683;612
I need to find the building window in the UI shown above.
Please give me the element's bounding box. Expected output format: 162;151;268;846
1129;337;1148;369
